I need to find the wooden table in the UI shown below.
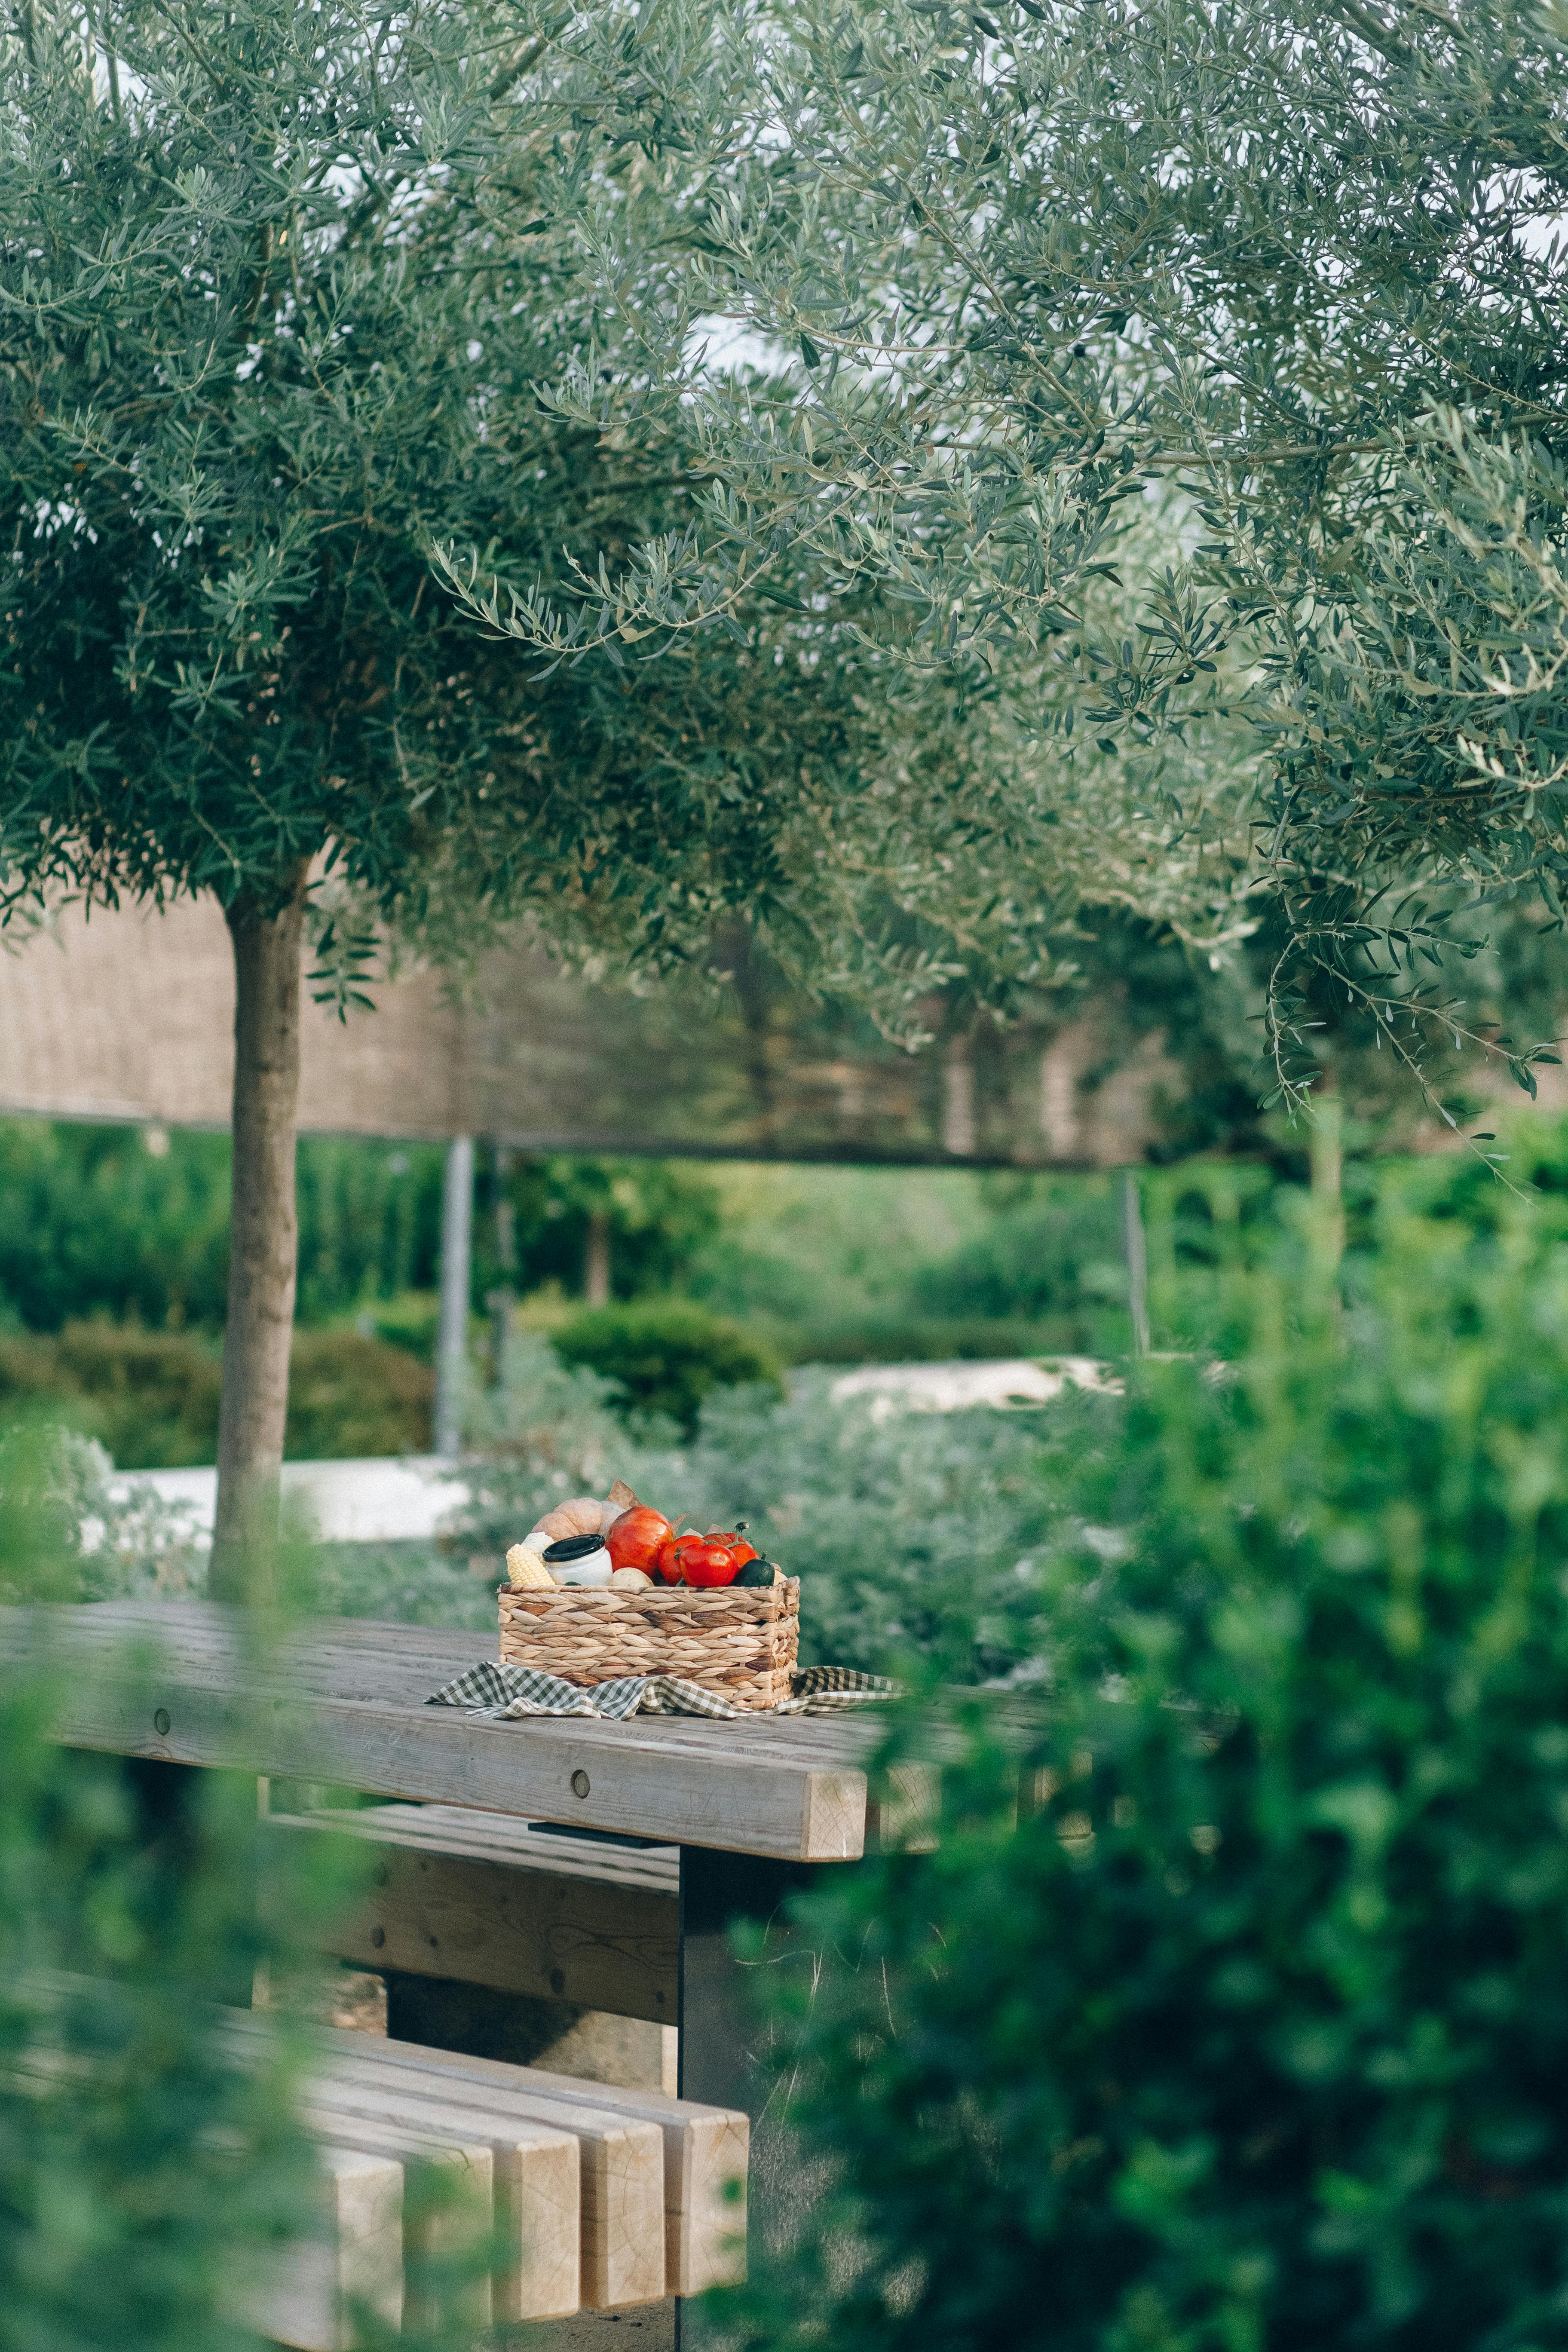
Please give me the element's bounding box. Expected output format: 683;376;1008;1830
2;1599;902;2347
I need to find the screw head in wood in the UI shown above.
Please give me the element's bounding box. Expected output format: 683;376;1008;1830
570;1769;591;1798
153;1708;171;1736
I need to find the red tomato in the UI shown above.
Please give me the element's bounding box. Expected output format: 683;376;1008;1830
655;1532;688;1585
679;1539;743;1589
608;1506;673;1574
706;1530;758;1567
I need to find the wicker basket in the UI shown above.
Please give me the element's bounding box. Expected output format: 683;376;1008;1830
498;1574;800;1710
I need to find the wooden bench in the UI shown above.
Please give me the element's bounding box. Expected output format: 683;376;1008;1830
231;2008;747;2341
303;2109;494;2340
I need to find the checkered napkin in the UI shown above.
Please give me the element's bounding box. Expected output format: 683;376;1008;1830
426;1659;899;1722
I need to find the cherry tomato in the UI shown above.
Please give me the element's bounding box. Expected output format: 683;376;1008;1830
655;1532;689;1585
679;1539;743;1588
707;1530;758;1567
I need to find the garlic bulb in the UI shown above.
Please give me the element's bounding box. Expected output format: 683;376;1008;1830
609;1566;654;1591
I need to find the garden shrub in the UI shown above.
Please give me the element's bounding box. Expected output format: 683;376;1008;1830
283;1328;433;1459
0;1461;366;2349
551;1300;781;1437
724;1204;1568;2351
0;1325;225;1467
0;1715;319;2352
676;1371;1100;1677
910;1173;1130;1344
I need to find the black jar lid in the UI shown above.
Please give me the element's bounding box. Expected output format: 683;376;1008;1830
542;1531;607;1564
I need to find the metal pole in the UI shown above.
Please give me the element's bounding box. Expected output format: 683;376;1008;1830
1120;1166;1150;1358
434;1133;474;1459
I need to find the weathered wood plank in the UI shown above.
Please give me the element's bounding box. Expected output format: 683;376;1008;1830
266;1806;682;2013
4;1602;889;1765
250;2144;404;2352
290;1804;680;1890
309;2028;668;2312
262;1810;680;2023
303;2071;579;2322
303;2110;494;2339
234;2014;668;2314
469;2059;748;2299
0;1603;872;1862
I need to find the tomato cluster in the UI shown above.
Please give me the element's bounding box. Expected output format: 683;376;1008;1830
606;1506;761;1588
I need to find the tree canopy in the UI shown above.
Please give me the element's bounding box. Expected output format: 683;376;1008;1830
0;0;1253;1028
473;0;1568;1114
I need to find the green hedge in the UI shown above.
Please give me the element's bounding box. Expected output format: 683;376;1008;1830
0;1324;432;1467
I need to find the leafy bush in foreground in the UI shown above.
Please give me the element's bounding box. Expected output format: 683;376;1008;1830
0;1718;318;2352
725;1207;1568;2351
0;1458;340;2349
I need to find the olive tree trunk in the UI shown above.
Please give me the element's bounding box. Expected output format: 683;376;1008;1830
210;871;309;1603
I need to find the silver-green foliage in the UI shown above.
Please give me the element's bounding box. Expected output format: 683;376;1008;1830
0;0;1234;1039
472;0;1568;1103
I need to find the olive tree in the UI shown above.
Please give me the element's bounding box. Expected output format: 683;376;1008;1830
486;0;1568;1122
0;0;1253;1590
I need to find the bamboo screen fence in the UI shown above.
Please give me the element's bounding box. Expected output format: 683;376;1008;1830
0;895;1187;1165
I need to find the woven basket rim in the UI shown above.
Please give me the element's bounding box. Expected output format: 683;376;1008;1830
501;1576;798;1606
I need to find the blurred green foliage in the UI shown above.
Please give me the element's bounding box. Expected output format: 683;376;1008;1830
488;1153;723;1305
718;1182;1568;2352
0;1439;497;2349
0;1120;723;1338
24;1104;1568;1485
0;1728;315;2352
0;1440;354;2349
0;1120;445;1333
679;1372;1089;1675
910;1172;1129;1338
0;1123;235;1335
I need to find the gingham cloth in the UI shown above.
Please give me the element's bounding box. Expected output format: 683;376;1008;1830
426;1659;899;1721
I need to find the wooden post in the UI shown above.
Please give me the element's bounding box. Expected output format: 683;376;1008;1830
434;1135;474;1461
1120;1166;1150;1357
583;1207;611;1307
487;1145;516;1387
1310;1084;1346;1283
